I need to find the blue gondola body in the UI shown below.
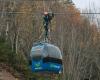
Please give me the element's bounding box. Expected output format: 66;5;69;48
31;60;62;73
30;42;63;74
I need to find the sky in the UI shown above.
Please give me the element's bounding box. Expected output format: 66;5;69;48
73;0;100;11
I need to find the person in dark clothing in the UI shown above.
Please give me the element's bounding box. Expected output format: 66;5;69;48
43;12;54;39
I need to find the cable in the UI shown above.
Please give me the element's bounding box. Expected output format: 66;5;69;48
0;0;60;2
0;11;100;15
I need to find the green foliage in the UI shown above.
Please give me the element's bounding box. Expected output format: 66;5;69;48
0;38;35;79
0;38;13;63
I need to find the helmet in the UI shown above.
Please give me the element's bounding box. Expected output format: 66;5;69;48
44;12;48;15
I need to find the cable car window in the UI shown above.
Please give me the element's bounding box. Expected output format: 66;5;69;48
43;57;62;64
30;49;43;61
32;56;42;61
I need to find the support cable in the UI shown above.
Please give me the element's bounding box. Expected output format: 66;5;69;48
0;11;100;14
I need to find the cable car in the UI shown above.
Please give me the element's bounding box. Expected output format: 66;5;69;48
30;42;63;74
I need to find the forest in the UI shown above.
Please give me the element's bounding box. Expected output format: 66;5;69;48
0;0;100;80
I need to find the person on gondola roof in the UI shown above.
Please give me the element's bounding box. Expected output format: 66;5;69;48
43;12;54;38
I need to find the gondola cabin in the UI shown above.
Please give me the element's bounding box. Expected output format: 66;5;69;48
30;42;63;74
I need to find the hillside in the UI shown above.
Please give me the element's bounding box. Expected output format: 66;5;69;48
0;0;100;80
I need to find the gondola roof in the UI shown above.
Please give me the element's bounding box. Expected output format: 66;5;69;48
30;42;62;60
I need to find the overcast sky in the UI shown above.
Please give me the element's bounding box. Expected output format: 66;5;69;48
73;0;100;11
